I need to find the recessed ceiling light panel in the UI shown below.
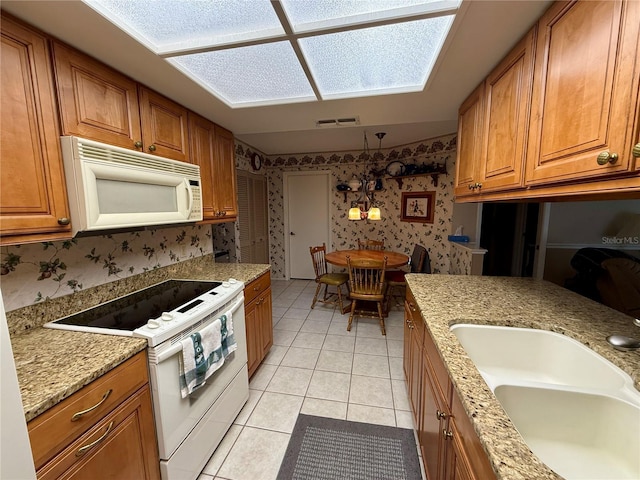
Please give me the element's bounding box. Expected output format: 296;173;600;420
83;0;284;54
298;16;455;100
169;42;316;108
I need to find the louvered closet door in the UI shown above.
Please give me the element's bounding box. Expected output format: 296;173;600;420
237;170;269;264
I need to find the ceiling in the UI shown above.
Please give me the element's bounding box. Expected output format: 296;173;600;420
2;0;551;156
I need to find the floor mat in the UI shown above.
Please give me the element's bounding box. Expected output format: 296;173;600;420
277;414;422;480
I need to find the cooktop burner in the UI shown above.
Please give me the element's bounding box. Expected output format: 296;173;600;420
53;280;222;332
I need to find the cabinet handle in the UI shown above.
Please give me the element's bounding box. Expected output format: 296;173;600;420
148;144;157;152
436;409;448;420
76;421;114;456
443;429;453;440
57;217;70;225
468;184;475;190
475;182;482;189
596;151;619;165
134;141;143;149
632;143;640;158
71;389;112;421
409;302;416;312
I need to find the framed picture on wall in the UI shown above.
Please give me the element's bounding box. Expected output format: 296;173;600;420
401;191;435;223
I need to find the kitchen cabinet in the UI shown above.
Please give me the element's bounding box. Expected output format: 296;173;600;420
455;27;535;199
405;287;496;480
28;350;160;479
53;42;190;162
244;271;273;377
188;114;238;222
526;0;640;186
0;15;72;245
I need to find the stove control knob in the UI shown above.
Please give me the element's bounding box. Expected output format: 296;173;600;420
147;319;160;329
161;312;173;322
229;278;238;284
222;282;230;288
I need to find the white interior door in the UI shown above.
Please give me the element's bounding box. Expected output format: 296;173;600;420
285;171;331;279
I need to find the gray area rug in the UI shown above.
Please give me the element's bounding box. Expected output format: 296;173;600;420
277;414;422;480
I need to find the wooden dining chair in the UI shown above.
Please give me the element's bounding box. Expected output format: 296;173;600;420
346;255;388;335
386;244;430;306
357;239;385;250
310;244;349;312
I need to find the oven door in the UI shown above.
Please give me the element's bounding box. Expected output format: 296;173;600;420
148;295;247;461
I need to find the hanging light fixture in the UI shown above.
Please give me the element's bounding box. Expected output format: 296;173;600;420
348;132;385;221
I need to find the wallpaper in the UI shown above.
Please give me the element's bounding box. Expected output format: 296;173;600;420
263;134;457;279
450;242;473;275
1;225;213;312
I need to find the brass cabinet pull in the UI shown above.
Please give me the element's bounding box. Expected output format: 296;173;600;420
134;141;143;149
597;151;619;165
443;429;453;440
409;302;416;312
148;144;157;152
75;421;114;457
436;409;448;420
632;143;640;158
468;184;475;190
57;217;70;225
71;389;112;421
475;182;482;189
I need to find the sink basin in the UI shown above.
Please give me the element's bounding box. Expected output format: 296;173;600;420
494;385;640;479
450;324;634;396
450;324;640;479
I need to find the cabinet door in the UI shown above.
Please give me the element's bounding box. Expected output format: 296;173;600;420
454;83;485;197
420;355;447;480
1;17;71;242
37;386;160;480
139;87;190;162
258;288;273;357
526;0;640;184
188;113;217;220
52;42;142;150
213;126;238;220
479;27;535;192
245;298;262;378
444;419;475;480
403;301;412;384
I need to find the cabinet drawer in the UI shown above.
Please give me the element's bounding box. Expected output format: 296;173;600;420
37;385;159;480
28;351;149;469
423;327;451;405
244;271;270;305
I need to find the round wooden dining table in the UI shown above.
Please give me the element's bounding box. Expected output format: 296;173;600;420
325;249;409;268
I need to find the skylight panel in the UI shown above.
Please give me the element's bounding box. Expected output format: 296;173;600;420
83;0;284;54
168;42;316;108
298;16;455;99
280;0;460;33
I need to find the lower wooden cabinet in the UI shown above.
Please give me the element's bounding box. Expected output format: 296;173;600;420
28;351;160;480
244;271;273;377
405;287;496;480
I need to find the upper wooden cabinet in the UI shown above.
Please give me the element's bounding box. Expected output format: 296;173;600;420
188;114;237;222
53;43;190;162
0;16;71;244
455;0;640;202
526;0;640;185
455;27;536;199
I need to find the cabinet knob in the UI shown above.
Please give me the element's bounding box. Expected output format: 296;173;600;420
148;144;157;152
475;182;482;189
134;141;143;149
632;143;640;158
443;429;453;440
597;151;618;165
57;217;70;225
468;184;475;190
436;409;448;420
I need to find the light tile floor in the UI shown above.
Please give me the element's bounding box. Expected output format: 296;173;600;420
198;279;424;480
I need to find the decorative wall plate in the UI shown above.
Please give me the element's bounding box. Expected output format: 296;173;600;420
251;153;263;171
385;160;406;177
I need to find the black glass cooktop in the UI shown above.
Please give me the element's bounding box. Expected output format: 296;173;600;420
52;280;221;331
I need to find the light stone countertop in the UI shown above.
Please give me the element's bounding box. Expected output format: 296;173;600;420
8;256;271;422
405;274;640;480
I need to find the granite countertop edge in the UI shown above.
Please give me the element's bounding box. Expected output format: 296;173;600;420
8;258;271;422
405;274;640;480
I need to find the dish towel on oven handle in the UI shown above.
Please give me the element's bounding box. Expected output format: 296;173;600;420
179;309;237;398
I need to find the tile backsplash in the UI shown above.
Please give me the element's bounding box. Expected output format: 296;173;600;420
1;225;213;312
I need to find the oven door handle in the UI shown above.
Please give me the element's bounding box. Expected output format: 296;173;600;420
156;294;245;364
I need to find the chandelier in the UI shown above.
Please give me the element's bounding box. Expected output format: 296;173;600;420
348;132;385;221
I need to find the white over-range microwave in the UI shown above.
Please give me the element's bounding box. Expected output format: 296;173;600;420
60;136;203;237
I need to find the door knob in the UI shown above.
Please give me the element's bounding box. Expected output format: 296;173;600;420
597;151;618;165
